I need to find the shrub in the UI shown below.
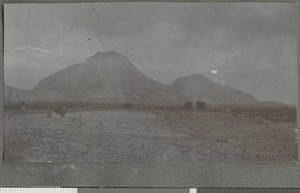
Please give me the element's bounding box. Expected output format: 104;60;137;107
124;103;133;109
59;110;67;118
54;107;67;118
183;102;193;110
196;101;206;110
47;111;52;118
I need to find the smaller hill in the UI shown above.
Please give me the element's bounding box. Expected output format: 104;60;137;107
5;84;39;102
144;74;258;105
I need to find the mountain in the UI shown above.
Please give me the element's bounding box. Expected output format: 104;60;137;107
145;74;257;105
7;51;261;105
33;51;165;102
5;84;39;102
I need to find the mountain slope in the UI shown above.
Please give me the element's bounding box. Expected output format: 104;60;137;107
145;74;258;105
5;84;39;102
7;51;260;105
33;51;165;101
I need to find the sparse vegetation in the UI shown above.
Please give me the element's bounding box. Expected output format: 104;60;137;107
124;102;133;109
5;101;296;122
5;105;297;162
196;101;206;110
183;102;193;110
54;107;67;118
47;111;52;118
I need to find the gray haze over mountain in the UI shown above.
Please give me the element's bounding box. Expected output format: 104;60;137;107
6;51;258;105
4;3;296;104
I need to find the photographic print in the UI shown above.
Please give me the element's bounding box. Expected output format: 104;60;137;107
4;3;297;162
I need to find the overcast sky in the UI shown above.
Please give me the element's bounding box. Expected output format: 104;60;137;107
4;2;296;104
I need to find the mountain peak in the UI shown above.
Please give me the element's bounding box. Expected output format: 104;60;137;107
166;73;257;105
83;51;131;69
33;50;163;101
93;51;124;57
173;74;214;86
183;74;212;80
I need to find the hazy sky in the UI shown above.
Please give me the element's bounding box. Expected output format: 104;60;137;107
4;3;297;104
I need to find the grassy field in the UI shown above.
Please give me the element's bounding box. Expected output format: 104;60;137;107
4;104;297;163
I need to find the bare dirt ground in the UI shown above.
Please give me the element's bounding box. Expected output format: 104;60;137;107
4;109;297;162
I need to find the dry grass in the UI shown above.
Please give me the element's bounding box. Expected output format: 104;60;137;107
4;108;297;162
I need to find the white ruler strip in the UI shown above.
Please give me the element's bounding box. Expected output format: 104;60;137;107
190;189;197;193
0;188;77;193
0;188;194;193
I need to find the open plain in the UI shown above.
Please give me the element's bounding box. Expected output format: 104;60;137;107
4;104;297;162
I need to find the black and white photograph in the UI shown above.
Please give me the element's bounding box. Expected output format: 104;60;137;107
4;3;297;162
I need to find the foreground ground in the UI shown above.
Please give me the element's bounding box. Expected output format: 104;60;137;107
4;109;297;162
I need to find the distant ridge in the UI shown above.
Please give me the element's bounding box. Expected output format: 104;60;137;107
4;51;285;106
145;74;257;105
5;84;39;102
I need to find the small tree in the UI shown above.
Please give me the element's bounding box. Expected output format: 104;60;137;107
54;107;67;118
183;102;193;110
124;103;133;109
47;111;52;118
196;101;206;110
